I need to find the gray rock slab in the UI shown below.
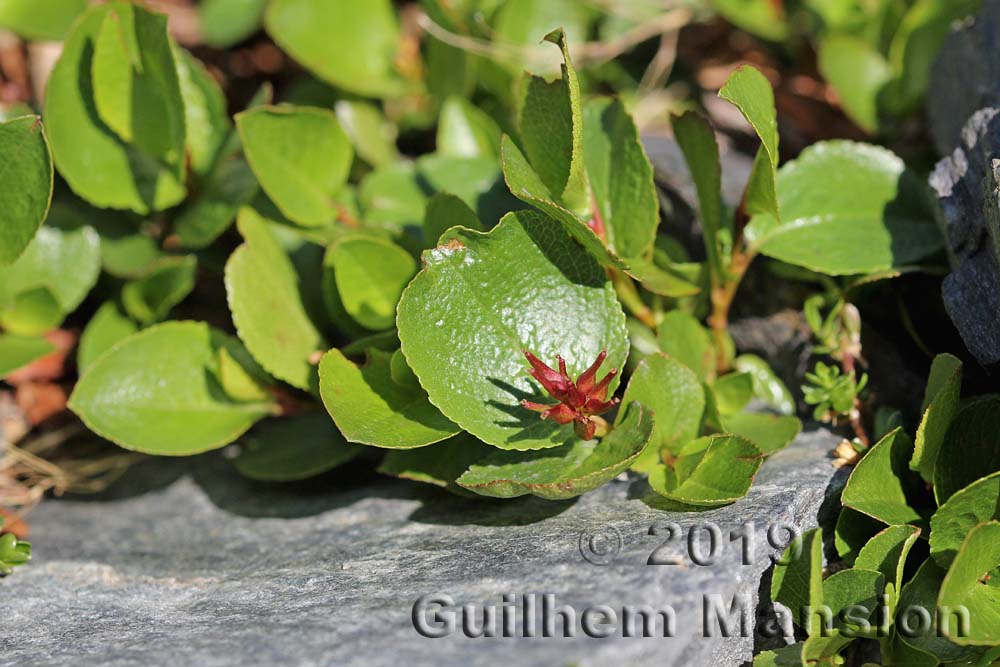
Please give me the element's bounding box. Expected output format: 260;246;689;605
0;428;844;667
930;107;1000;368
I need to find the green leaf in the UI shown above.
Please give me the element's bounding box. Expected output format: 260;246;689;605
236;105;353;227
656;310;715;381
648;434;763;506
898;559;985;662
88;206;164;278
456;402;653;500
911;353;962;484
396;210;628;450
198;0;268;48
318;348;459;449
423;193;484;248
733;354;795;415
855;524;921;603
937;521;1000;646
172;159;260;249
335;100;398;168
719;65;779;220
378;433;495;493
0;335;54;379
934;396;1000;505
516;29;589;216
175;48;230;176
621;353;705;472
930;471;1000;569
121;256;197;325
0;288;62;337
624;258;701;298
225;208;326;391
582;97;658;260
713;372;754;415
0;212;101;317
818;35;892;134
44;4;186;213
835;507;887;564
359;161;428;229
801;568;884;657
0;116;53;266
493;0;593;74
325;235;417;331
771;527;824;630
0;0;86;40
842;427;926;527
415;154;515;227
671;111;724;279
721;412;801;455
77;301;138;373
69;321;275;455
501;135;625;270
709;0;788;42
265;0;402;98
753;644;806;667
91;2;185;169
438;96;502;159
745;141;941;275
234;412;363;481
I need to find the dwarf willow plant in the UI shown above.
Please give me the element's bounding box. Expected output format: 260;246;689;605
0;2;939;509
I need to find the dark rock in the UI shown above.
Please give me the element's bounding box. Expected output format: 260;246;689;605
930;108;1000;368
928;0;1000;156
0;429;844;667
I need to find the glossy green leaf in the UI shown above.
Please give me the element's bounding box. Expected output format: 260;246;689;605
0;213;100;317
802;568;883;655
745;141;941;275
87;207;163;279
378;433;495;494
656;310;715;382
931;471;1000;569
319;348;459;449
934;396;1000;505
621;353;704;472
752;644;805;667
937;521;1000;646
772;527;824;630
648;434;764;507
438;97;502;159
92;3;186;169
0;288;62;336
818;35;891;134
326;235;416;331
77;301;138;373
415;154;514;228
733;354;795;415
396;210;628;450
515;29;589;216
359;162;428;229
842;428;925;527
583;97;658;260
423;193;484;247
121;256;197;325
910;353;962;483
671;111;724;279
237;105;353;227
710;0;788;42
624;258;701;298
0;0;86;40
713;372;754;415
721;412;801;455
44;4;186;213
225;208;326;391
0;116;53;266
265;0;402;98
335;100;398;168
493;0;592;74
234;412;363;481
0;335;54;379
835;507;886;564
176;48;230;176
172;159;259;249
456;402;653;500
69;321;275;455
719;65;779;220
855;524;921;603
898;559;985;662
198;0;267;48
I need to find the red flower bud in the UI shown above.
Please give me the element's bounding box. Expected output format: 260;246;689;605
520;349;619;440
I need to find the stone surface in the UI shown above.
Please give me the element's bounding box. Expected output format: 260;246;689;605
929;0;1000;155
0;428;844;667
930;107;1000;369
